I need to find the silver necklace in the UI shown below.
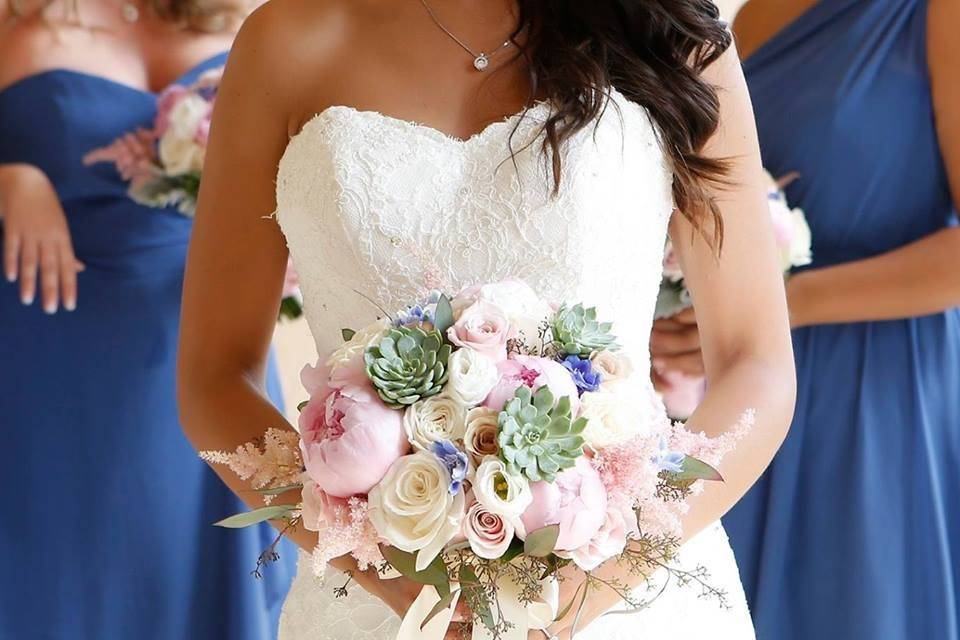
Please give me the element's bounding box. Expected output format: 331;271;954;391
418;0;513;71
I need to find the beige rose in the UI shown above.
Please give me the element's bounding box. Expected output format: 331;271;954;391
403;395;467;450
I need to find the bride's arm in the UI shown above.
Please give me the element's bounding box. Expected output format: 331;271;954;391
176;1;422;613
550;44;796;636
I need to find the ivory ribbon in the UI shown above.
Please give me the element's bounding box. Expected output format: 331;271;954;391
396;574;558;640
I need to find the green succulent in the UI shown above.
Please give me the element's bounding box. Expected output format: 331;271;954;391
364;326;452;408
551;303;619;357
497;385;586;483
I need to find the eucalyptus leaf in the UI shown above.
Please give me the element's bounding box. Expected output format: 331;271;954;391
668;456;724;482
341;328;356;342
553;581;585;622
420;589;458;631
297;400;309;412
434;295;454;335
214;504;296;528
254;484;303;496
500;539;525;564
380;546;450;592
523;525;560;557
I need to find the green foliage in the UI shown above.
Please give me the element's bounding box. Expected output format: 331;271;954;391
364;325;452;408
214;504;296;528
523;525;560;557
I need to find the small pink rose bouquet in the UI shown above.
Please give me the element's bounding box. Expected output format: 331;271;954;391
82;68;304;321
203;279;753;639
656;171;810;418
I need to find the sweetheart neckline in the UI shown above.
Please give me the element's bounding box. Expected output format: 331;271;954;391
0;51;229;100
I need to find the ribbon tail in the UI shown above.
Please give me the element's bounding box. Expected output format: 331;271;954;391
396;586;460;640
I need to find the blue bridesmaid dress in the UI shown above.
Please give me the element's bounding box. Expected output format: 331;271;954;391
723;1;960;638
0;53;295;639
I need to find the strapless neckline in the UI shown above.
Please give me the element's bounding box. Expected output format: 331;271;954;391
0;50;229;100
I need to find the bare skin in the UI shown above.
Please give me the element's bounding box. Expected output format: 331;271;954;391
652;0;960;377
178;0;796;635
0;0;234;312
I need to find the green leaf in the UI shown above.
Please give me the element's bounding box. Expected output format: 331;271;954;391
420;589;458;631
668;456;724;482
341;328;356;342
458;563;480;586
523;525;560;557
381;546;450;591
278;296;304;321
554;580;585;622
499;539;525;564
297;400;310;412
433;294;454;335
214;504;296;528
253;484;303;496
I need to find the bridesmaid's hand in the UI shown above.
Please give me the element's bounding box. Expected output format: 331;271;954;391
0;163;84;313
650;307;705;381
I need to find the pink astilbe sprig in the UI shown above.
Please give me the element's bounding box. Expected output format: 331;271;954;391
667;409;756;470
200;428;303;503
311;497;384;576
82;128;160;191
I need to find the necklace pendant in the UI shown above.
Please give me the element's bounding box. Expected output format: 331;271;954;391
473;54;490;71
121;2;140;22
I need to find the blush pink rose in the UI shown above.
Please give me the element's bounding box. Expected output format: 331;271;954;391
565;498;639;570
484;355;581;414
448;300;512;363
463;500;516;559
520;457;607;550
300;477;348;532
300;384;409;498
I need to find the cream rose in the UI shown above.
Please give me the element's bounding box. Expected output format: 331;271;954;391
368;451;466;571
463;501;516;559
158;94;210;174
589;351;635;386
446;348;500;406
463;407;500;465
326;318;390;372
403;395;467;450
579;379;656;449
473;457;532;520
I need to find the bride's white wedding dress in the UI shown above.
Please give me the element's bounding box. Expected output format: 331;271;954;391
273;89;755;639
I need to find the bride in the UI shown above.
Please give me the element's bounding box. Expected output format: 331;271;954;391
177;0;796;637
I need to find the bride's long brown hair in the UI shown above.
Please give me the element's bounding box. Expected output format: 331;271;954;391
514;0;732;248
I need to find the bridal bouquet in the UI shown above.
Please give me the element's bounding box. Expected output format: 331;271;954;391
655;172;811;418
203;280;753;639
82;68;304;320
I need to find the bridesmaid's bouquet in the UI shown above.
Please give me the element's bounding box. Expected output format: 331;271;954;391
82;68;304;321
655;171;811;418
203;280;753;639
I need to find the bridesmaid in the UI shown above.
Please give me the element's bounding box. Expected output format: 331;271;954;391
0;1;294;638
654;0;959;638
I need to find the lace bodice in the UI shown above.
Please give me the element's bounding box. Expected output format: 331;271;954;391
274;89;673;372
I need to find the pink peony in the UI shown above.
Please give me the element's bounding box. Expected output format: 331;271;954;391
447;300;513;363
300;477;348;532
299;384;409;498
566;498;639;570
662;242;685;282
484;355;581;414
520;457;607;550
659;370;706;419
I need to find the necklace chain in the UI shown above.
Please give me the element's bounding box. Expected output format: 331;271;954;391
418;0;513;71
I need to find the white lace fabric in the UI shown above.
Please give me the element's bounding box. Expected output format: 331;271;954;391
273;89;754;639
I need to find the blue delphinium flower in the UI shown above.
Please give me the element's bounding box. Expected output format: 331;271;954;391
430;440;469;495
561;355;602;394
654;437;686;474
393;291;443;328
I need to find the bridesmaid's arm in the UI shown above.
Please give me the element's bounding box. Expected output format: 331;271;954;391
551;45;796;637
779;0;960;328
176;1;423;615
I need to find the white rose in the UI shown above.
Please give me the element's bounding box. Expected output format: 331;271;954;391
580;379;656;449
589;351;635;387
463;407;501;466
447;348;500;406
473;456;532;520
403;395;467;450
368;451;466;571
326;318;390;371
158;94;210;175
463;501;516;559
785;208;812;270
455;280;553;344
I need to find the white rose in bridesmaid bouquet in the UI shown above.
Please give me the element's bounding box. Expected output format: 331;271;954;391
767;183;812;272
454;280;553;344
463;407;501;466
368;451;466;571
473;457;532;521
403;395;467;450
158;94;211;175
579;380;655;449
446;348;500;406
463;500;516;559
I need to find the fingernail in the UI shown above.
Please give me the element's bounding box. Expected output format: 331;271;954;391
64;300;76;312
21;294;34;305
43;302;57;315
5;272;14;283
